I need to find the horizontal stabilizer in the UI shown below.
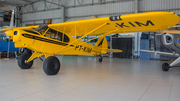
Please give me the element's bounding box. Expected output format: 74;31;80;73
106;49;123;53
141;50;179;57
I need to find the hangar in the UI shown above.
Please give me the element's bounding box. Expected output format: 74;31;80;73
0;0;180;101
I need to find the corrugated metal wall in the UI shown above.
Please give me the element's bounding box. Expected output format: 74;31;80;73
66;1;134;17
139;0;180;12
21;0;180;24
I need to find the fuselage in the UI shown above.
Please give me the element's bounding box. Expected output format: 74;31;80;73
12;29;102;55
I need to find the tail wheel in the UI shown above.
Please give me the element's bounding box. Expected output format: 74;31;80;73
43;56;60;75
99;58;103;62
98;55;103;62
162;62;170;71
18;53;33;69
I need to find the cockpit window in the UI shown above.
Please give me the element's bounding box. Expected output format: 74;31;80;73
34;24;48;32
166;36;172;43
34;25;69;42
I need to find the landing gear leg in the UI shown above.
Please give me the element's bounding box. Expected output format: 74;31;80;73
18;53;33;69
162;62;170;71
43;56;60;75
98;55;103;62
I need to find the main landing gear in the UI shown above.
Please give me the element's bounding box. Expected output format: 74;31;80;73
18;53;61;75
98;55;103;62
43;56;60;75
162;62;170;71
18;53;33;69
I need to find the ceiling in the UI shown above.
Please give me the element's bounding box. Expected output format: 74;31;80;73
0;0;39;13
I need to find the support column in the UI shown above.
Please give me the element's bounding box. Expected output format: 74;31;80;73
61;6;65;22
134;0;138;13
134;0;140;58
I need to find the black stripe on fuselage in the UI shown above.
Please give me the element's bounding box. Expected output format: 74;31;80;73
23;30;39;35
22;34;68;46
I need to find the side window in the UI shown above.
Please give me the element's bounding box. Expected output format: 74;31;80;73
63;34;69;42
44;28;69;42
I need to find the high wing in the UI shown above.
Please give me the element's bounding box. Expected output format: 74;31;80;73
48;12;179;36
1;26;39;31
141;50;179;57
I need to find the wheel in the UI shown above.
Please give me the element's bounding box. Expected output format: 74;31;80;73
98;58;103;62
43;56;60;75
162;62;170;71
18;53;33;69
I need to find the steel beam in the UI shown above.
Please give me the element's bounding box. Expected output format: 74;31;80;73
20;0;133;14
0;1;19;6
20;0;31;2
45;0;63;7
22;0;43;6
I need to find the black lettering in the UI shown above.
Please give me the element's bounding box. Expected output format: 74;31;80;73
135;20;154;27
88;48;92;53
75;45;79;50
79;45;83;51
128;22;136;27
83;47;87;52
116;23;129;28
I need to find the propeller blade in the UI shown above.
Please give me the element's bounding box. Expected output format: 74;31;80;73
9;9;14;30
162;30;180;34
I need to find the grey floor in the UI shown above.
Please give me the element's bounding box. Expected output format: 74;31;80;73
0;56;180;101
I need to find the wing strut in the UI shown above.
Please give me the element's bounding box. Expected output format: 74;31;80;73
170;57;180;67
54;23;108;54
85;29;118;43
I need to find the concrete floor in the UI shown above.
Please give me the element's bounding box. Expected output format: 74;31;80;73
0;56;180;101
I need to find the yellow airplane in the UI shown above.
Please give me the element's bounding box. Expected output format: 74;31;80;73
1;10;179;75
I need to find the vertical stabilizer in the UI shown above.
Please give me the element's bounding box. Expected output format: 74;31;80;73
95;35;108;54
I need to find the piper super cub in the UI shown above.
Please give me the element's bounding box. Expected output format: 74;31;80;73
1;10;179;75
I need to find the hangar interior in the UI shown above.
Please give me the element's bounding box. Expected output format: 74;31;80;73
0;0;180;101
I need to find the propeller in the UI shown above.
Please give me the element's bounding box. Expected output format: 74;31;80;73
10;9;14;30
5;9;14;37
6;9;15;58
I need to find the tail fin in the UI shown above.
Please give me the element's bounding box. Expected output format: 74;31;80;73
95;35;123;54
95;35;108;54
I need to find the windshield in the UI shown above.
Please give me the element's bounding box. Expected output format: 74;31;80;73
34;24;48;32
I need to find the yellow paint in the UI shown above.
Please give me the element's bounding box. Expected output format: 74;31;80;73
163;30;180;34
177;38;180;45
26;51;43;62
48;12;179;36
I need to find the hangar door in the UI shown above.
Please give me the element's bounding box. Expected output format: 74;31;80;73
112;37;133;58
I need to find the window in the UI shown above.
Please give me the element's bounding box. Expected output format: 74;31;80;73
34;25;69;42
